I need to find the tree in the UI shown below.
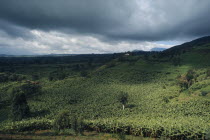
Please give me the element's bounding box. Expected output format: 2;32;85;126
0;73;8;82
177;69;196;90
71;115;84;135
185;69;196;87
48;72;54;81
53;110;71;131
32;74;39;81
21;82;41;96
48;71;67;81
172;57;181;66
144;54;149;61
88;58;93;67
11;89;30;121
207;69;210;77
118;92;129;110
57;72;67;80
80;71;88;77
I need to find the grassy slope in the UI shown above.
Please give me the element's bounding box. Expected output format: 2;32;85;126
0;41;210;138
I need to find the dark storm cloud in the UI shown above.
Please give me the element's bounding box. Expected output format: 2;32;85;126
0;0;210;41
0;19;33;39
0;0;133;38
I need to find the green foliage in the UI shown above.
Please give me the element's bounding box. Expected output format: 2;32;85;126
172;57;181;66
53;110;71;131
144;54;149;60
80;71;88;77
200;91;209;96
163;97;170;103
0;73;25;83
0;45;210;138
207;69;210;77
177;75;189;90
1;119;53;132
32;74;39;81
178;69;197;90
0;73;8;82
186;69;196;82
11;89;30;121
85;115;209;139
106;61;116;68
21;82;41;96
48;71;67;81
71;116;84;135
118;92;129;110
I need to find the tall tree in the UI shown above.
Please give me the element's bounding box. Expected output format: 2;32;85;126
118;92;129;110
11;89;30;121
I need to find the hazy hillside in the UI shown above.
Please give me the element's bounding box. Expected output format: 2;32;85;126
162;36;210;56
0;36;210;139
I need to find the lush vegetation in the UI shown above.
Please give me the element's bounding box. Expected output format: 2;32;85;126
0;37;210;139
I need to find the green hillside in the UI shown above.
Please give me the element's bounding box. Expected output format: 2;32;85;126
0;36;210;139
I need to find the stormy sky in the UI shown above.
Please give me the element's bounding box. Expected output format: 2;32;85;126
0;0;210;55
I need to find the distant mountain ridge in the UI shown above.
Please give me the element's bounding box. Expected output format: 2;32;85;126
0;54;13;57
1;36;210;57
151;48;166;52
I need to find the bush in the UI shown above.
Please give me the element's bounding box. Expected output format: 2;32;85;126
11;89;30;121
53;110;71;131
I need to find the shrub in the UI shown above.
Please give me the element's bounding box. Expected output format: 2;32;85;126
11;89;30;121
53;110;71;131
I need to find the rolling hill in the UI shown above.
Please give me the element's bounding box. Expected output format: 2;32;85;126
0;36;210;139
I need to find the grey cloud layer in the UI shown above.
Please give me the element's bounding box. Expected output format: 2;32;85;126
0;0;210;41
